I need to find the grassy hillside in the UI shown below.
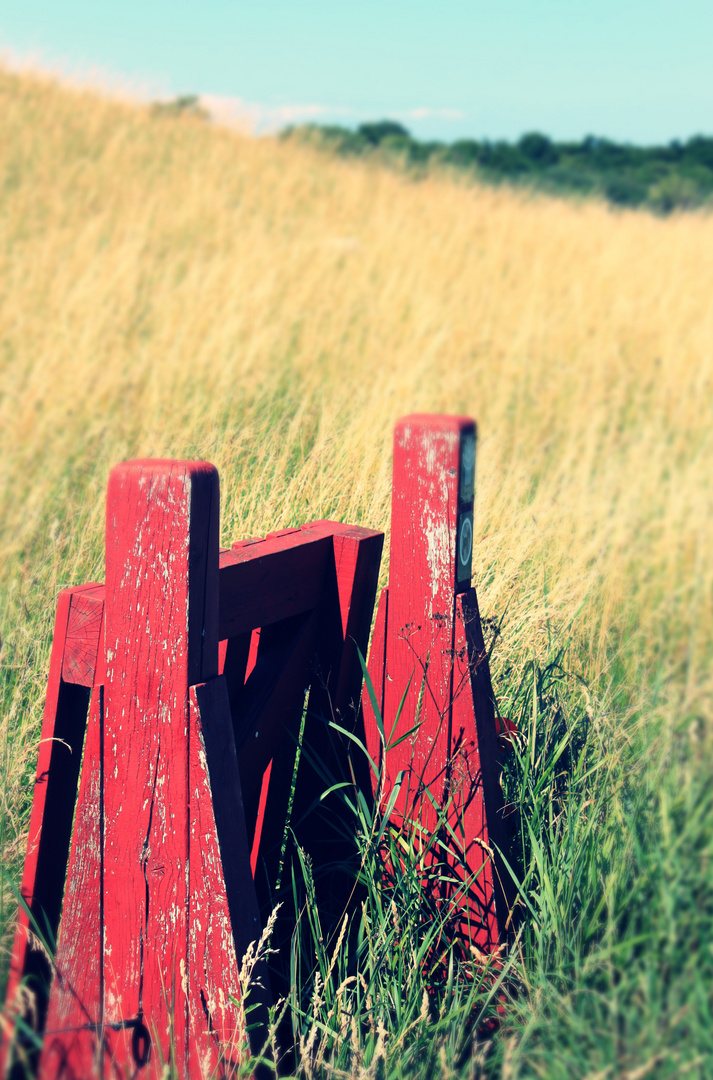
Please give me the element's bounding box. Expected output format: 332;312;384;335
1;67;712;1077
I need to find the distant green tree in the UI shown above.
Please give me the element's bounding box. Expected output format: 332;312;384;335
358;120;411;145
442;139;482;167
605;176;648;207
661;140;684;163
479;141;528;176
377;133;420;166
684;136;713;169
518;132;558;166
649;174;700;214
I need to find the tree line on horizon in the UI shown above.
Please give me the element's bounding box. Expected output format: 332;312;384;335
280;119;713;213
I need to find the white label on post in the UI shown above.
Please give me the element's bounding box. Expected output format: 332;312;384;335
457;512;473;584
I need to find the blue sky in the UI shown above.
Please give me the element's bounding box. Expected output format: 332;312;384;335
1;1;712;143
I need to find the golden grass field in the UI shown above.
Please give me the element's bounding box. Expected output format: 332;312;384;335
1;67;712;1062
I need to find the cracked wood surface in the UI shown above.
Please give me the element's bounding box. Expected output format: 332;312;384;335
103;459;220;1076
363;415;507;950
61;585;106;687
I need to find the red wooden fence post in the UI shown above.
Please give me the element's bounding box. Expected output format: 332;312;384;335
101;460;263;1076
101;460;219;1074
34;460;264;1079
363;415;510;951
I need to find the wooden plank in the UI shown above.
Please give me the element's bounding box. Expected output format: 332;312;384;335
250;764;273;880
187;678;265;1076
237;610;321;888
257;524;384;1010
218;530;332;638
38;687;104;1079
62;585;105;686
215;521;384;1019
451;591;511;947
291;526;384;891
103;459;219;1077
3;585;97;1074
226;522;382;907
220;632;252;722
56;527;330;689
362;415;506;950
57;525;376;689
222;522;384;902
233;612;317;757
368;415;474;825
305;523;385;725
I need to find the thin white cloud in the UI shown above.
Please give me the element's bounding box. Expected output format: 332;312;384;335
399;107;467;122
199;95;357;133
199;96;467;134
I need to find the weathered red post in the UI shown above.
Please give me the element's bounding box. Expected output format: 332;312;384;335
363;415;510;950
39;461;261;1078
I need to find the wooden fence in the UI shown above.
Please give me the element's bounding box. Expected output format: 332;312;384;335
3;414;509;1079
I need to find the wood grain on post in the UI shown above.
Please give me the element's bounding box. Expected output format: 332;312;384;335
28;462;269;1077
102;459;220;1075
363;415;508;950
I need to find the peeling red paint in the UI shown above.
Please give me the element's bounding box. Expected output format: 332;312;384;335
363;414;510;952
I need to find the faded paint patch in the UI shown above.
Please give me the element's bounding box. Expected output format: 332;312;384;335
423;507;456;615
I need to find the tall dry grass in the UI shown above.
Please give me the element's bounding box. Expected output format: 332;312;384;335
0;67;712;1074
